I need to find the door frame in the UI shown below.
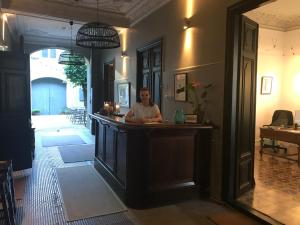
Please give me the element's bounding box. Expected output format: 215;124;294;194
222;0;282;224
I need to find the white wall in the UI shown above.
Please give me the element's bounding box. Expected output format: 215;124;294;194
256;28;300;140
281;30;300;110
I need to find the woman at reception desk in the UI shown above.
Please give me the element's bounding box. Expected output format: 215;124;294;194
125;87;162;124
91;92;213;209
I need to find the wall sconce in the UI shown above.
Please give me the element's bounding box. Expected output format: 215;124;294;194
183;18;191;30
121;51;128;58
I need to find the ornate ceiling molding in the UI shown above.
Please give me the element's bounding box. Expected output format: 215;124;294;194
127;0;171;27
1;0;172;48
246;10;300;32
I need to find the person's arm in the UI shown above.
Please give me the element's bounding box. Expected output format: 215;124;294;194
125;109;135;122
125;105;143;123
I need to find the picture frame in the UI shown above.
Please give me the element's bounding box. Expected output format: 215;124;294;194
261;76;273;95
174;73;187;101
117;82;130;107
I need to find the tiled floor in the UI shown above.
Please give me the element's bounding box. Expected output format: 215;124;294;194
8;115;263;225
238;145;300;225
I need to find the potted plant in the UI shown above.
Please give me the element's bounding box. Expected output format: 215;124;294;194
187;81;212;123
32;109;40;115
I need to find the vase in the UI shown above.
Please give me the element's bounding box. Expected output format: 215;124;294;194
174;109;185;124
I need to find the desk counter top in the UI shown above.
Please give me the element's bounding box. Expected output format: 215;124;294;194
90;113;213;130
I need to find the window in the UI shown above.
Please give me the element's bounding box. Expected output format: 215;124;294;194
41;49;48;58
50;49;56;58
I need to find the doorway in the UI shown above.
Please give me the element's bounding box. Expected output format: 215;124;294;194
237;1;300;224
103;59;115;103
224;0;300;224
136;38;162;108
223;0;280;224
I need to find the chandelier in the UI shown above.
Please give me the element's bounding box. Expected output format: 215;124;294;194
58;21;85;65
76;0;120;49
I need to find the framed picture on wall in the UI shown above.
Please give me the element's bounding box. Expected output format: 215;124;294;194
117;82;131;107
261;76;272;95
174;73;187;101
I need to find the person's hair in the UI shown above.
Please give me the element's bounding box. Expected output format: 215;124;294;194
139;87;154;106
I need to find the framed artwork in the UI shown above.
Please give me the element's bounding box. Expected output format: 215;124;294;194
117;82;130;107
174;73;187;101
261;76;272;95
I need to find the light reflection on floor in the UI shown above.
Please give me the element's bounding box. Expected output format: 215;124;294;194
238;146;300;225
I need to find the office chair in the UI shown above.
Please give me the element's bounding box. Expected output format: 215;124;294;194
262;110;294;152
266;110;294;127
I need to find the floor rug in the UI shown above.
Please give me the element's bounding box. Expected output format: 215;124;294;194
41;135;86;147
56;165;127;222
58;144;95;163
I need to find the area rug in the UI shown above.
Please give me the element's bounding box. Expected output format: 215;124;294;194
41;135;86;147
58;144;95;163
56;165;127;222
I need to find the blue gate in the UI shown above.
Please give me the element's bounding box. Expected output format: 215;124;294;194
31;78;66;115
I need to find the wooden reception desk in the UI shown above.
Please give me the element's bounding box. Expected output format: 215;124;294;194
90;113;213;208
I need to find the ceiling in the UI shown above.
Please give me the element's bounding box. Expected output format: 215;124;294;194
245;0;300;31
0;0;170;48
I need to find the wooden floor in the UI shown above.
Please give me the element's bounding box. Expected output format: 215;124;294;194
4;115;263;225
238;145;300;225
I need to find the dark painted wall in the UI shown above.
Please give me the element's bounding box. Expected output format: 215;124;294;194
91;0;233;199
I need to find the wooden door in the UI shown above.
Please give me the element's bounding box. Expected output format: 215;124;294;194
104;60;115;102
235;16;258;197
137;39;162;108
0;51;33;170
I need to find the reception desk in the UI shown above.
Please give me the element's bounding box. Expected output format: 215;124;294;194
90;113;213;208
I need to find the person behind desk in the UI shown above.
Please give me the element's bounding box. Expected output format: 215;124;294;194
125;87;162;123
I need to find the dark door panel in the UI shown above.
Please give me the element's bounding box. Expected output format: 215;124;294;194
137;39;162;108
0;51;33;170
235;16;258;197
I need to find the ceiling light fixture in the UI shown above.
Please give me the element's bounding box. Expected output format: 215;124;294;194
76;0;120;49
58;21;85;65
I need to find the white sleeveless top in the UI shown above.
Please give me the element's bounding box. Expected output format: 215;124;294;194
131;103;160;120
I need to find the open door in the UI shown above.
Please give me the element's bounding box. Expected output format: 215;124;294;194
0;51;33;170
235;16;258;197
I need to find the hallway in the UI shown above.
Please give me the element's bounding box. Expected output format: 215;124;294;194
5;116;263;225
